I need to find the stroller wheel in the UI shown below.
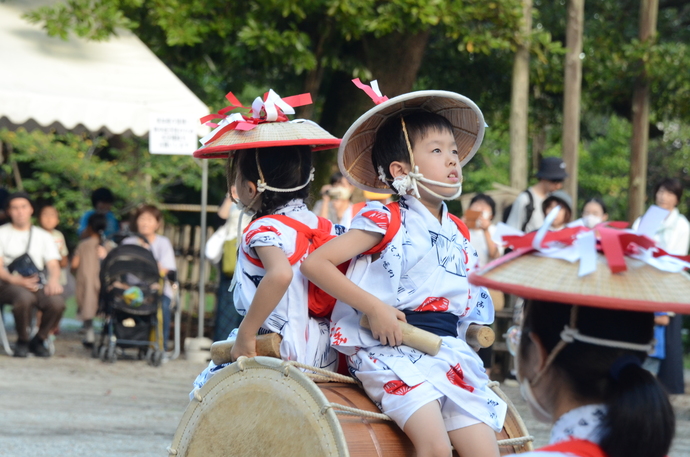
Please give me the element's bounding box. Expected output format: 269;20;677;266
91;344;100;359
148;350;163;367
106;345;117;363
99;345;107;362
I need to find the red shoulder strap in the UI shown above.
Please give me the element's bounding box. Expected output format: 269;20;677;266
316;216;333;233
362;202;401;255
242;215;311;267
448;213;470;241
538;439;608;457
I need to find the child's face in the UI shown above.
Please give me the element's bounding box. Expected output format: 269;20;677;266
544;201;566;228
136;211;160;236
95;201;112;213
39;207;59;230
410;129;461;200
235;169;261;212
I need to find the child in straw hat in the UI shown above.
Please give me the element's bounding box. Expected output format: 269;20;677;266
302;81;506;456
470;207;690;457
191;89;342;394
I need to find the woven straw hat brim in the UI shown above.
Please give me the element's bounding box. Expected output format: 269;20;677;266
338;90;485;193
469;250;690;314
194;122;341;159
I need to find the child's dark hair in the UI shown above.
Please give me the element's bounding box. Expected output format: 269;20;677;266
228;146;312;219
372;111;454;190
469;193;496;218
87;213;107;234
520;300;674;457
91;187;115;207
37;204;57;218
329;172;345;186
583;197;608;215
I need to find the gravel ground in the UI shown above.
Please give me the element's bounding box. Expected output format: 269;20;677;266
1;328;689;456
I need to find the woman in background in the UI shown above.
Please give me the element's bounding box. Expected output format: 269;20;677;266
122;205;176;351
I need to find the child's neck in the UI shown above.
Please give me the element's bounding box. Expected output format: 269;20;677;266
414;195;444;222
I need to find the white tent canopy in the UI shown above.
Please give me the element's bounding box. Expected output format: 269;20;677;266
0;0;209;137
0;0;212;341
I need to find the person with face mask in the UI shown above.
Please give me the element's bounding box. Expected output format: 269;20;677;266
580;198;609;229
469;216;688;457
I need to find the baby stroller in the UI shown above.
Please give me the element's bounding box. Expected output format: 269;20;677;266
94;243;165;366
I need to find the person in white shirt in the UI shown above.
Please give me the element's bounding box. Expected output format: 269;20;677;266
632;178;690;395
464;193;502;267
505;157;567;233
0;192;64;357
313;172;357;229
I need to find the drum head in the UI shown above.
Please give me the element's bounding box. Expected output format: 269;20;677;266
169;357;348;457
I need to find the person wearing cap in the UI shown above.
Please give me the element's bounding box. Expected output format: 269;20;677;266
0;192;65;357
505;157;568;233
541;190;573;231
470;214;685;457
302;81;506;457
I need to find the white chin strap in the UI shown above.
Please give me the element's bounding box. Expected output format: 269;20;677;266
231;149;315;285
531;305;655;385
386;117;463;201
391;165;463;200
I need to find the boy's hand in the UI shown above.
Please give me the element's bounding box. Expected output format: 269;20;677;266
368;303;407;347
230;332;257;361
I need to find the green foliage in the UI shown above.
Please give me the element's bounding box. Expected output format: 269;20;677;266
0;128;216;242
462;124;512;195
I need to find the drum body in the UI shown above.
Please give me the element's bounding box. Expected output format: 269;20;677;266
169;357;532;456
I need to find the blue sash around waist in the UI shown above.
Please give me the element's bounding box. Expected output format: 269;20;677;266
403;310;458;338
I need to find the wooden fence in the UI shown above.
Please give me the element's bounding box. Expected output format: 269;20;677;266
162;224;219;337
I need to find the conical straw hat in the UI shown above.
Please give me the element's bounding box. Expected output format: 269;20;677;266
194;120;340;159
338;90;485;193
470;250;690;314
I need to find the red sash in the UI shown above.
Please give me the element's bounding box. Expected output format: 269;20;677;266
537;439;607;457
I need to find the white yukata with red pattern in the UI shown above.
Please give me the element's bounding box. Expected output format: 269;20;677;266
234;199;341;369
190;200;340;396
330;196;507;432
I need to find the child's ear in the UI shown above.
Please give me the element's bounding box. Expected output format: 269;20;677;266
389;161;411;179
245;180;258;198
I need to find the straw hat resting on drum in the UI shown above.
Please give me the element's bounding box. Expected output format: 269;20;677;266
469;208;690;457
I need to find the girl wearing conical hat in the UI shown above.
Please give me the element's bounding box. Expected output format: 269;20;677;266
302;80;506;456
190;89;342;393
470;208;690;457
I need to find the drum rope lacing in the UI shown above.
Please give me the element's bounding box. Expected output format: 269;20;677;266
284;361;534;448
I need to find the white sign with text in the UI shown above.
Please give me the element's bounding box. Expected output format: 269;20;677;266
149;115;198;155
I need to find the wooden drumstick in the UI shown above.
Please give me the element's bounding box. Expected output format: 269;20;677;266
359;315;495;355
465;325;495;350
210;333;283;365
360;314;442;356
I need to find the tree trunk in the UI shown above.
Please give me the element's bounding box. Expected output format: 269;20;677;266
314;31;431;197
509;0;532;192
562;0;585;217
628;0;659;222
